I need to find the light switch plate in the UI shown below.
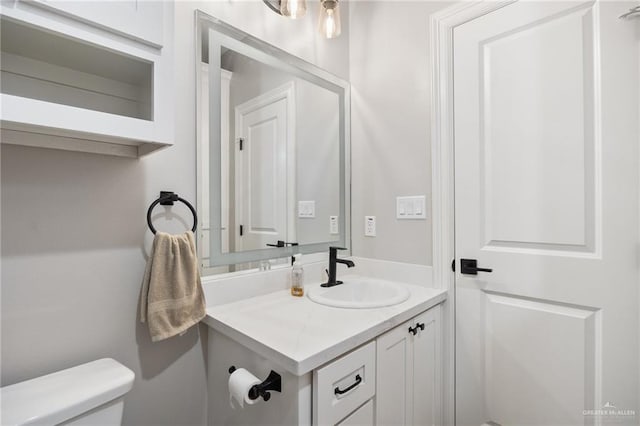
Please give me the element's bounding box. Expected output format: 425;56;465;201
298;201;315;218
329;216;339;234
365;216;376;236
396;196;426;219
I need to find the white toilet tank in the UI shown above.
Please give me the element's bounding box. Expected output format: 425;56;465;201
1;358;135;426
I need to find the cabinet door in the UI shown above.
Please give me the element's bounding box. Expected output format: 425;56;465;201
375;319;413;426
411;307;441;426
376;306;442;426
26;0;164;47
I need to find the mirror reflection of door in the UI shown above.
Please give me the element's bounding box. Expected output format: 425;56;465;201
233;83;296;253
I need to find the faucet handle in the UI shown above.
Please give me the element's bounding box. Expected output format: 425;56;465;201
329;246;347;251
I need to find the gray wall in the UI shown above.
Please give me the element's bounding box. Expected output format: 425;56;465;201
295;80;340;245
0;2;349;425
349;1;452;266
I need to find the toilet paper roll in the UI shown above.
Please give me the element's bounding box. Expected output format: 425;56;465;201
228;368;262;409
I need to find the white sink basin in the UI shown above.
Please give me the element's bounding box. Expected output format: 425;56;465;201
307;277;410;309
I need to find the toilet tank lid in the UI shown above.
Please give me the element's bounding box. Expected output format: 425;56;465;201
1;358;135;426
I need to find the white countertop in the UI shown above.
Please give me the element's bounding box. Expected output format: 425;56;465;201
203;275;447;376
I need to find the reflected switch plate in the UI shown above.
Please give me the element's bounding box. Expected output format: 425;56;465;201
298;201;315;218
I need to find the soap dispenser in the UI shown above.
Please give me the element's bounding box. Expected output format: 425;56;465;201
291;254;304;297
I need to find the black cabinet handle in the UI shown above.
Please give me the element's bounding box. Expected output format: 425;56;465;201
409;323;425;335
460;258;493;275
334;374;362;395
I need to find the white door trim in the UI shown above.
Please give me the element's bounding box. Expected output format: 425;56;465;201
234;81;297;251
429;2;516;425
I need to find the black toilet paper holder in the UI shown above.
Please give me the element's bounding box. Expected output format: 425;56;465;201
228;366;282;402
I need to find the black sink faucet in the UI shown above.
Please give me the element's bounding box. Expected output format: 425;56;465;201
321;246;355;287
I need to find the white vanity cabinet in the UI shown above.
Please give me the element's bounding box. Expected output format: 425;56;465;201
204;280;446;426
312;305;442;426
376;305;442;426
0;0;174;157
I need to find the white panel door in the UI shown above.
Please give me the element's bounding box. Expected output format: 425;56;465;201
454;1;639;425
235;96;289;251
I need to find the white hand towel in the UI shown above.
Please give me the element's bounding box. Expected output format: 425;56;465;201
140;231;205;342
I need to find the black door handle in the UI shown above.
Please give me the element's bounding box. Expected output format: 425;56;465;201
334;374;362;395
266;240;298;247
460;258;493;275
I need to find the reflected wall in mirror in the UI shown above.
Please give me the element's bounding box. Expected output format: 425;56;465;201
196;12;350;275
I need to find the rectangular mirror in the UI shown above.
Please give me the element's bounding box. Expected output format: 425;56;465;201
196;12;350;275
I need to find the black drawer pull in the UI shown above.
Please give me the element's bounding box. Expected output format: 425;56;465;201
334;374;362;395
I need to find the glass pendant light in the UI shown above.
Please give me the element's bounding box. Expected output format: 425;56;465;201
318;0;341;39
280;0;307;19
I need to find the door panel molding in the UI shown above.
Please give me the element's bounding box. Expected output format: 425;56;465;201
484;291;602;424
477;1;603;258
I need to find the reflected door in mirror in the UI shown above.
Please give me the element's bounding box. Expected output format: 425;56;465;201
234;84;295;252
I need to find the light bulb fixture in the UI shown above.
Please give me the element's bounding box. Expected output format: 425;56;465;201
262;0;307;19
318;0;341;39
281;0;307;19
262;0;343;39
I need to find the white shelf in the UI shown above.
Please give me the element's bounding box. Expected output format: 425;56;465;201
0;2;173;158
1;95;167;158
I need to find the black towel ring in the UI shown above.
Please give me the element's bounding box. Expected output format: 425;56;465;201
147;191;198;234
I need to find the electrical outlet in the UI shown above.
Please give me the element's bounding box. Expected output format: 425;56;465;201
365;216;376;237
329;216;339;234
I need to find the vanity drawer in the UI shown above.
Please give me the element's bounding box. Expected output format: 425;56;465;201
313;341;376;425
